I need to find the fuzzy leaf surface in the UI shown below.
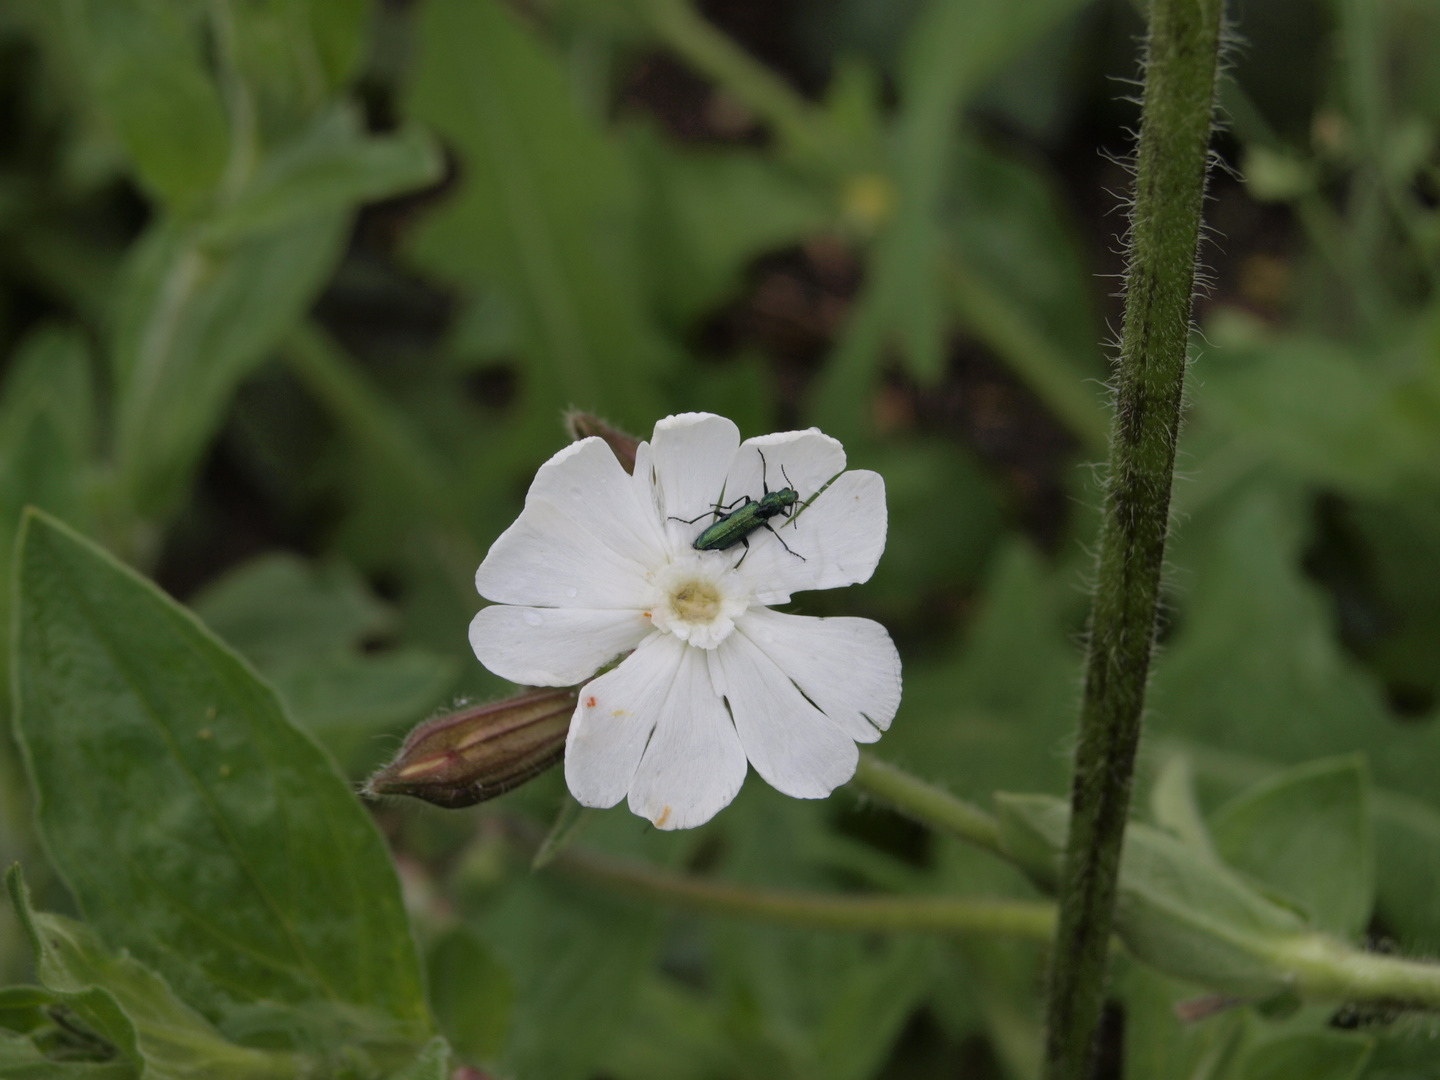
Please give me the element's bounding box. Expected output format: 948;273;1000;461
10;513;432;1048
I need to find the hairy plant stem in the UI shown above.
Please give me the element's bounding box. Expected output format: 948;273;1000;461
1044;2;1225;1078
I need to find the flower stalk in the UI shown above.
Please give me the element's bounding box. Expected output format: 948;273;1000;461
1044;1;1226;1078
1273;935;1440;1013
507;809;1440;1014
850;752;1003;856
510;821;1057;940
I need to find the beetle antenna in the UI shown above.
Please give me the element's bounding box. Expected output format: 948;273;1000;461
757;450;771;495
780;463;796;490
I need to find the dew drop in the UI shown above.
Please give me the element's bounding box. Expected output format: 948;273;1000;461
523;611;543;626
566;586;578;598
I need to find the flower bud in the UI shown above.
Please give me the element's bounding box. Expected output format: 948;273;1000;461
564;412;639;475
365;690;576;809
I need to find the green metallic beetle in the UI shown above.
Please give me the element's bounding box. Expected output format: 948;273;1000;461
672;451;808;568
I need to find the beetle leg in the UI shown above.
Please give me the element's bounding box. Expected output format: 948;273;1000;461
762;521;806;561
670;494;751;526
733;536;751;568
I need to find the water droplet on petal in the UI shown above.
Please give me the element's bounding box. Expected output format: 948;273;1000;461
566;586;578;598
523;611;543;626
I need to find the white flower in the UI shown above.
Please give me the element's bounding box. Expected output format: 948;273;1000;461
468;412;901;830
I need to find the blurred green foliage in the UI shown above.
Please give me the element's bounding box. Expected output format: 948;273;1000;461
1;0;1440;1076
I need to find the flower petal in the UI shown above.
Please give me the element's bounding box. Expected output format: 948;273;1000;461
717;630;858;799
648;413;741;547
476;438;666;608
736;469;887;601
565;633;681;808
737;609;901;744
469;606;652;686
627;645;747;829
725;429;846;509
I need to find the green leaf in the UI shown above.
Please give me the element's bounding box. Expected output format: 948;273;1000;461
10;513;432;1047
307;0;370;90
190;554;392;667
0;985;55;1034
471;871;657;1080
1179;750;1440;960
457;808;667;1080
6;866;301;1079
0;327;96;718
1339;493;1440;703
946;140;1109;447
1152;483;1440;961
1150;488;1440;804
110;214;348;517
854;441;1005;606
202;109;442;246
629;132;829;325
191;554;456;769
0;1030;137;1079
1364;1019;1440;1078
995;794;1308;996
0;328;97;560
804;937;933;1080
426;927;513;1064
1199;318;1440;496
812;0;1093;436
406;0;668;430
1239;1030;1373;1080
696;785;935;1080
1149;753;1218;856
78;0;229;209
1120;963;1245;1080
261;652;457;767
1210;756;1374;937
224;0;370;133
885;0;1094;377
596;977;739;1080
949;141;1098;366
1371;793;1440;955
0;327;95;457
886;543;1081;799
925;840;1049;1076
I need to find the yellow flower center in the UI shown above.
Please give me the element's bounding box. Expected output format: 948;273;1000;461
649;555;749;648
669;579;722;623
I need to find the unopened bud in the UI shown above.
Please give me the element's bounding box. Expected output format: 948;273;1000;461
564;412;639;475
365;690;576;808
